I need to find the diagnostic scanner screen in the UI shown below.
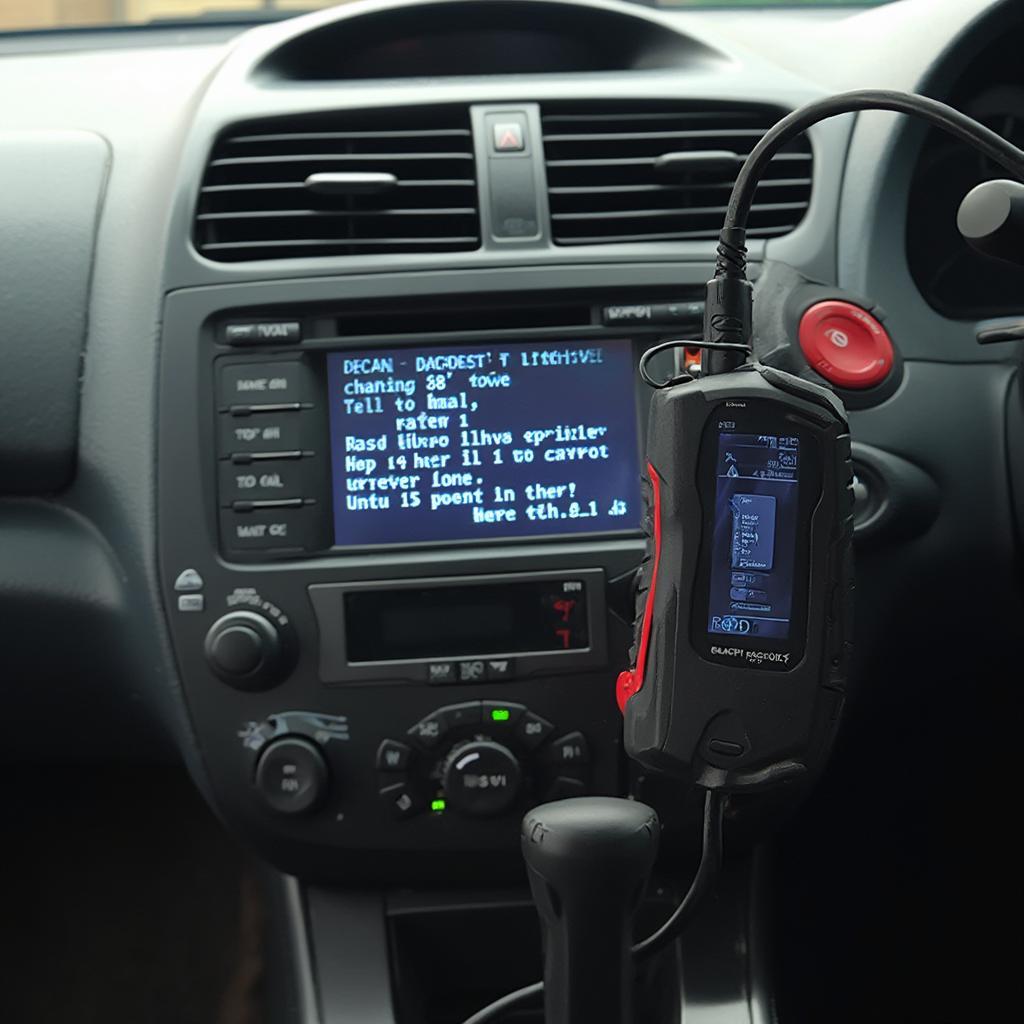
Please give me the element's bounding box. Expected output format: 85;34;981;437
326;339;641;546
706;430;800;641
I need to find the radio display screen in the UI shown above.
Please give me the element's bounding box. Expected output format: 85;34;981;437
705;428;801;641
344;578;589;662
325;339;641;546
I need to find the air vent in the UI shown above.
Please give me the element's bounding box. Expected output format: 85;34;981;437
195;108;480;261
541;103;813;246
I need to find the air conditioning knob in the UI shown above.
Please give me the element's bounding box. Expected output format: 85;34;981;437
255;736;328;815
204;610;291;690
442;740;522;816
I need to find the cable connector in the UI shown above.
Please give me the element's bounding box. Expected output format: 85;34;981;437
702;228;752;375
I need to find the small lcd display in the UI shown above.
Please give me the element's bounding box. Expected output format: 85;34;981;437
325;339;641;547
706;430;801;641
344;579;589;662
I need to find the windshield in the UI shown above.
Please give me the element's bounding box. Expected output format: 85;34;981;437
1;1;895;35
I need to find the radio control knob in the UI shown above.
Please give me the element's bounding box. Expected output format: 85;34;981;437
204;610;291;690
442;740;522;817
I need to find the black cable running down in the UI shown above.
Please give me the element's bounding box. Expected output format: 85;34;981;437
632;788;726;960
703;89;1024;376
459;789;728;1024
460;981;544;1024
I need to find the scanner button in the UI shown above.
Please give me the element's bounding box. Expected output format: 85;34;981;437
799;300;894;390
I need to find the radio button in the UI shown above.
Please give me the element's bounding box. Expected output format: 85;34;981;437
232;498;306;512
219;458;317;505
221;506;318;551
485;658;515;680
219;410;312;455
426;662;458;684
224;321;301;346
220;360;316;407
458;659;487;683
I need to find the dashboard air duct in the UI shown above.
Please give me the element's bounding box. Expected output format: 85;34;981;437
195;107;480;261
540;102;813;246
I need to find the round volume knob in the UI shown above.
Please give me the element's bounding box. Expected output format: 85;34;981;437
442;740;522;817
204;610;289;690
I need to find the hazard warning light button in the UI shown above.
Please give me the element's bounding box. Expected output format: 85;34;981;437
492;121;525;152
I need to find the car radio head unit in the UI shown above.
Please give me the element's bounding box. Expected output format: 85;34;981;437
216;336;644;557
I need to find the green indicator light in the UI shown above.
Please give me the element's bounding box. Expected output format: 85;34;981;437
431;799;446;812
491;708;511;722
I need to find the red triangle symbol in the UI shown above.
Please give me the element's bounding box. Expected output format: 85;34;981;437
499;130;520;148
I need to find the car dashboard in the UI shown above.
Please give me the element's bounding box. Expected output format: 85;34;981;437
1;0;1021;1021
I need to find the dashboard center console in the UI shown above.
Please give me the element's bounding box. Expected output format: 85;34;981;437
158;277;703;881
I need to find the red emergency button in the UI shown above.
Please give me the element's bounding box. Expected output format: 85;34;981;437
798;300;894;390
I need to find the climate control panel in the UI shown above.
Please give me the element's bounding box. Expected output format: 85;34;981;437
242;702;594;828
378;700;591;820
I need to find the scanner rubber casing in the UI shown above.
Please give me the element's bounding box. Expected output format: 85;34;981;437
623;364;854;791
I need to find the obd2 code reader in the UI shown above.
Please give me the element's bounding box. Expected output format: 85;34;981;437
618;361;855;790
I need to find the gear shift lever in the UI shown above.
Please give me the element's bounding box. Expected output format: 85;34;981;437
521;797;659;1024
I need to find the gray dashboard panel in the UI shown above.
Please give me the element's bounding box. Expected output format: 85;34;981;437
0;130;109;494
0;0;1015;789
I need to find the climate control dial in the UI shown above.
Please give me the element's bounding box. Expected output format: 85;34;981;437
442;740;522;817
254;736;328;815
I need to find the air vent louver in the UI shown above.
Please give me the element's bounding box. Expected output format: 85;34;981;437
196;108;480;261
541;103;812;246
